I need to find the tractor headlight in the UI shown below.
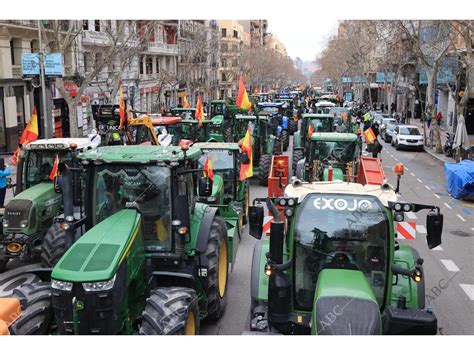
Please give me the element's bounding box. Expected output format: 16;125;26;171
285;208;294;218
278;198;287;206
287;198;296;207
51;279;73;292
3;221;9;228
394;203;402;211
20;220;28;228
402;204;412;212
394;212;404;222
82;275;116;292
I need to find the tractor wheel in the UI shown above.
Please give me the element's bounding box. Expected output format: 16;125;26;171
205;217;229;320
282;130;289;152
139;287;199;335
223;124;233;143
0;258;7;273
292;150;304;177
259;154;272;187
40;223;67;268
288;119;296;135
9;282;52;335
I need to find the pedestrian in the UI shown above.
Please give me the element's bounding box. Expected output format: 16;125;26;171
391;102;396;116
426;111;432;129
373;102;377;111
0;158;11;208
436;111;443;125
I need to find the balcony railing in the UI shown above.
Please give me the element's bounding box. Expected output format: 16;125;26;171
0;20;37;28
147;42;178;55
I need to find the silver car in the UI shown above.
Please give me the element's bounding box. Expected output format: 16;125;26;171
381;118;397;143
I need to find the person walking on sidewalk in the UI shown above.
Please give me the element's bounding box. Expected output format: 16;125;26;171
0;158;11;208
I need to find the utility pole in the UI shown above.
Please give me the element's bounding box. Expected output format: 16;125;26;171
37;20;51;138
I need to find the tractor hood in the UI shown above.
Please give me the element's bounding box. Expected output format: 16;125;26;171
312;269;381;335
52;209;142;282
3;182;61;234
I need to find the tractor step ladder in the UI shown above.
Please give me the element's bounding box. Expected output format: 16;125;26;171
357;157;386;185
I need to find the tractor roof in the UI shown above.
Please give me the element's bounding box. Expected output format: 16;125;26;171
316;101;336;107
193;142;241;151
151;117;183;125
310;132;359;141
171;108;196;112
258;102;284;107
303;114;334;119
26;138;97;151
211;100;225;104
285;181;397;207
236;114;265;121
79;145;201;163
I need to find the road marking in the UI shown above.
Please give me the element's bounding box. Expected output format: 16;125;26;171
433;193;441;199
432;245;443;251
471;227;474;231
416;225;427;234
410;172;415;177
459;284;474;301
405;211;417;220
456;214;466;222
425;185;431;190
440;259;460;272
444;203;452;210
462;208;472;215
417;178;423;183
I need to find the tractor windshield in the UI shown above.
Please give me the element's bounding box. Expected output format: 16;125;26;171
310;140;358;164
93;165;172;251
24;150;71;188
128;125;156;145
293;194;389;310
310;119;333;132
211;104;225;117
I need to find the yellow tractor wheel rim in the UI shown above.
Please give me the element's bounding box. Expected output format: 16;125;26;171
184;311;196;335
218;240;228;298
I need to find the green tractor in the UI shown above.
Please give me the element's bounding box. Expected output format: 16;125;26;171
292;113;335;174
0;138;97;272
169;107;196;120
7;145;233;335
194;142;250;267
247;180;443;335
294;132;362;181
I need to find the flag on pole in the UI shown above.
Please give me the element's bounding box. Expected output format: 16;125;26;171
203;156;214;182
195;95;204;126
10;107;39;165
236;77;252;111
119;80;126;129
308;124;314;138
364;127;376;143
48;154;59;181
183;96;190;108
240;126;253;180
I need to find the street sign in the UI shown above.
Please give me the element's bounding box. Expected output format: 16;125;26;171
21;53;40;77
45;53;63;77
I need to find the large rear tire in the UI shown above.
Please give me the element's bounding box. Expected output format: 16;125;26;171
139;287;199;335
205;217;229;320
292;150;304;177
259;154;271;186
9;283;52;335
281;130;289;152
40;223;67;268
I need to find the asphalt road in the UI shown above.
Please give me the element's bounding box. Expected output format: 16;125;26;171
1;135;472;335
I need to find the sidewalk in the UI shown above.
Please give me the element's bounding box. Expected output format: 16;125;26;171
408;118;473;164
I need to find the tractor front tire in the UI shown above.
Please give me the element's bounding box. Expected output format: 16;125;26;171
292;150;304;177
282;130;289;152
205;217;229;320
139;287;199;335
259;154;272;186
41;223;67;268
288;119;296;135
9;283;52;335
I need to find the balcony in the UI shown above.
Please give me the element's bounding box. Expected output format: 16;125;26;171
147;42;178;55
0;20;37;28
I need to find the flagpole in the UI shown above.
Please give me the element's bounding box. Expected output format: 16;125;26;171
37;20;50;139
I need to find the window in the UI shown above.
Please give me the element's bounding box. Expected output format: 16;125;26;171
14;86;25;128
221;58;227;68
221;28;227;37
82;20;89;30
10;40;15;65
94;20;100;31
139;56;144;75
233;30;238;38
84;52;92;72
232;44;238;51
221;43;228;52
221;72;227;82
95;52;103;68
232;58;238;67
146;57;153;75
155;57;160;73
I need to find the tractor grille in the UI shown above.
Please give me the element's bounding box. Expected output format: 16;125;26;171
4;200;32;230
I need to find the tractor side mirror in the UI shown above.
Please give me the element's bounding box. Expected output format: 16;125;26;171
426;212;443;249
249;205;264;240
198;177;213;197
242;152;250;165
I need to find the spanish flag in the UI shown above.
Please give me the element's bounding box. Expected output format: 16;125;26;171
183;96;190;109
240;126;253;180
10;107;39;165
308;124;314;138
119;80;126;129
203;156;214;182
364;127;376;143
236;77;252;111
48;154;59;181
195;95;204;126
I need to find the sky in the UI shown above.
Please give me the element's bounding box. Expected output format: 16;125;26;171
267;18;339;62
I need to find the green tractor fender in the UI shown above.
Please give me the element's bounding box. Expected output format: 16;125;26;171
250;238;270;305
390;244;426;310
293;131;302;148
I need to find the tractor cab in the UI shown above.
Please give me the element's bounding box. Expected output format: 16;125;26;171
126;115;159;145
248;181;443;335
295;133;361;182
170;107;196;120
315;101;336;114
209;100;226;118
257;102;289;151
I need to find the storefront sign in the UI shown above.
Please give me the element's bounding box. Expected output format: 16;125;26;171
21;53;40;77
140;86;160;94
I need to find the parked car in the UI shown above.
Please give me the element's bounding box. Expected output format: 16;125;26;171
381;118;397;142
391;125;424;151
